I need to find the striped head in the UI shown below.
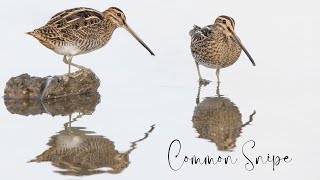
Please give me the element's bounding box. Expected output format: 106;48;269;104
214;15;255;66
104;7;127;27
103;7;154;56
214;15;235;36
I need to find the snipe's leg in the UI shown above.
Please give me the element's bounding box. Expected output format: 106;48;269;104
216;81;221;97
195;62;210;85
63;56;91;75
64;113;84;130
64;114;73;130
196;82;203;105
68;56;72;75
216;68;220;83
195;62;202;81
63;55;72;75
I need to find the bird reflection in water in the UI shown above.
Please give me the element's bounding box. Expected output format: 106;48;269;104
192;83;256;151
29;124;155;176
4;93;155;176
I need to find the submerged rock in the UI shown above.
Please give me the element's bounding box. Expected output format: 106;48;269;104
4;92;100;116
4;70;100;100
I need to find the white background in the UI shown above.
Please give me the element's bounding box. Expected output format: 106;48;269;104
0;0;319;179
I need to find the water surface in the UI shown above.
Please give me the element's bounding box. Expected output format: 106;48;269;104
0;0;319;179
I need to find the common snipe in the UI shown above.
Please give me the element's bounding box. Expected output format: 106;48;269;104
190;15;255;84
27;7;155;75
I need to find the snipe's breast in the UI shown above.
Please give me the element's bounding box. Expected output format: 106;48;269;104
192;35;242;69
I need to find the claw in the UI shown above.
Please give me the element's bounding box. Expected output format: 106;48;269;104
82;68;92;76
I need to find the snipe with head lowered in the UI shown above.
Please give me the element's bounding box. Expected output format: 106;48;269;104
27;7;155;75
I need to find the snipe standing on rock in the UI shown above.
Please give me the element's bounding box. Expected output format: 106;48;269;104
190;15;255;84
27;7;155;75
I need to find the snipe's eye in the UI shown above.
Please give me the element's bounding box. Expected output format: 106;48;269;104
117;13;121;17
222;20;227;24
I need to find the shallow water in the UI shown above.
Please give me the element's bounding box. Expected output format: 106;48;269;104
1;0;319;179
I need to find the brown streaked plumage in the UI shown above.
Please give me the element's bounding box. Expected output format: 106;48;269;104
193;83;256;151
29;113;155;176
190;15;255;84
27;7;155;75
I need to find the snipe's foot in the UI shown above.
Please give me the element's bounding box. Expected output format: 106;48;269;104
80;68;93;77
199;78;211;86
66;72;78;79
66;68;92;79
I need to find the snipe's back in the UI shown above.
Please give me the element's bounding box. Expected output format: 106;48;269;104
27;7;154;74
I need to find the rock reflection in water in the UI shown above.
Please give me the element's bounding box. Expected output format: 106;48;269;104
192;83;255;151
4;92;100;116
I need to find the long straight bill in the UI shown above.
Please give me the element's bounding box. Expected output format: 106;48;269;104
231;31;255;66
124;24;155;56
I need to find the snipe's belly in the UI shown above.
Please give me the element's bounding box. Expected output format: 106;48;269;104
192;50;241;69
52;40;108;56
191;44;242;69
